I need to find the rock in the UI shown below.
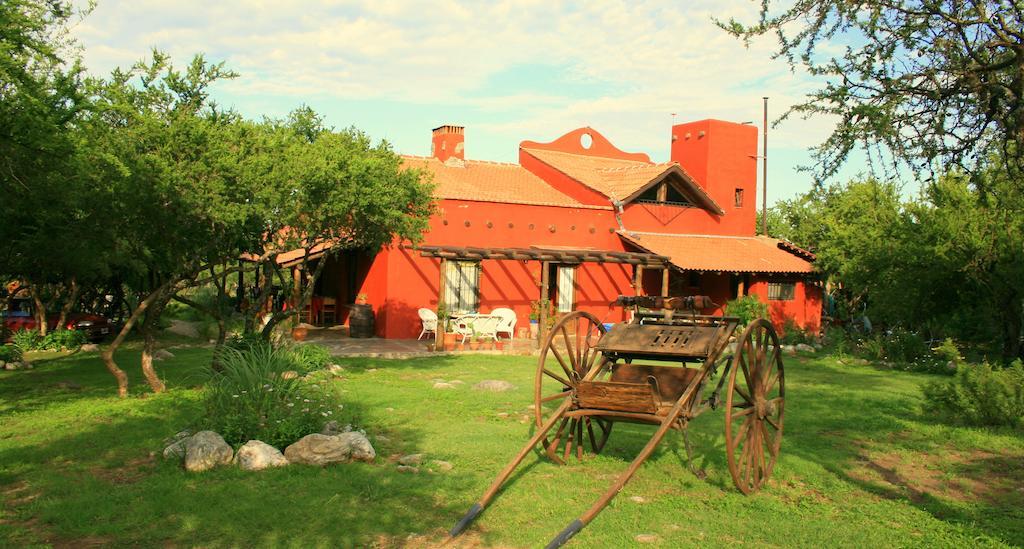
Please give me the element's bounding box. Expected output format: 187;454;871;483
813;343;823;351
433;382;456;389
80;343;100;352
166;319;201;339
635;534;659;543
234;440;288;471
3;361;17;371
473;380;514;392
781;345;797;356
375;434;390;444
450;380;465;385
281;370;300;380
398;453;424;466
321;421;342;435
397;465;419;473
163;431;191;460
429;460;453;472
153;349;174;361
54;380;82;391
326;364;344;373
367;368;378;373
284;432;376;466
496;412;509;418
183;431;233;472
795;343;816;353
629;496;646;503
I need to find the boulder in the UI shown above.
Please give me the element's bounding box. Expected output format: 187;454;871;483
326;364;345;373
795;343;816;353
183;431;233;472
473;380;514;392
234;440;288;471
781;345;797;356
281;370;300;380
80;343;101;352
166;320;201;339
163;431;191;460
3;361;18;371
429;460;453;472
433;382;456;389
284;432;375;466
153;349;174;361
320;421;353;436
397;465;419;473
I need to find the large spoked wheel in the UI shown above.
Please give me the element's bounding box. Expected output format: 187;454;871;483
535;311;613;464
724;319;785;494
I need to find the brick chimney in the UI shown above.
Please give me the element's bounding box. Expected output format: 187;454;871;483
431;125;465;162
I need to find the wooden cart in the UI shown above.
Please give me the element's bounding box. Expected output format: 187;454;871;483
449;295;786;548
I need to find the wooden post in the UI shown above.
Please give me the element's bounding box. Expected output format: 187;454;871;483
737;276;746;297
292;265;302;327
438;258;447;338
539;261;550;344
634;265;644;296
661;268;669;297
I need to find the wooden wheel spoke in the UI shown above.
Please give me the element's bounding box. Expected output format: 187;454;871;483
563;419;575;461
765;415;781;431
730;406;755;417
759;421;777;458
539;389;571;403
586;418;597;450
548;345;575;381
732;415;752;449
542;368;572;388
576;418;584;459
733;382;754;404
559;325;579;375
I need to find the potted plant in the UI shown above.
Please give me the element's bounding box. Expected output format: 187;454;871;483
494;339;505;351
355;293;369;305
468;325;480;350
477;334;491;350
291;325;308;342
437;303;456;351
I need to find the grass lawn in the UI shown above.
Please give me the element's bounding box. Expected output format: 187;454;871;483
1;342;1023;547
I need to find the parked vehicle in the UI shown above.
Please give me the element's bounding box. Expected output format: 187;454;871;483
2;297;114;342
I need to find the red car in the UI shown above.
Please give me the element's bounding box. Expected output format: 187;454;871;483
2;297;114;342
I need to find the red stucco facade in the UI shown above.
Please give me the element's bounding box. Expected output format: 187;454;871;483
320;120;821;339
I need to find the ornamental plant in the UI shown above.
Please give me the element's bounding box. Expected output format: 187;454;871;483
201;342;343;447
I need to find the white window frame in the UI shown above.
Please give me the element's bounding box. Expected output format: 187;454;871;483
767;281;796;301
443;261;480;314
556;265;576;313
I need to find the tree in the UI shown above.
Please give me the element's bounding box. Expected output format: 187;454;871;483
719;1;1024;185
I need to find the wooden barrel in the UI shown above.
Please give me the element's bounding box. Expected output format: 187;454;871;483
349;304;375;338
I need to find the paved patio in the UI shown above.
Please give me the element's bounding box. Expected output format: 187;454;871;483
303;327;538;359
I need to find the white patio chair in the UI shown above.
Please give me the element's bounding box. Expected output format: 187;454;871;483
492;307;517;339
417;308;438;340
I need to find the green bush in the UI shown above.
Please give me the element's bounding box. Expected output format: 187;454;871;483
932;338;963;365
0;344;23;363
223;332;266;352
724;296;767;326
201;342;344;448
922;361;1024;428
780;318;814;345
11;330;39;352
284;343;332;374
39;329;86;351
856;335;886;361
885;328;928;363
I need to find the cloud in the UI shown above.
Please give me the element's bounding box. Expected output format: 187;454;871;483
70;0;846;200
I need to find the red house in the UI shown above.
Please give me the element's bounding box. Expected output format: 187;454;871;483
311;119;820;339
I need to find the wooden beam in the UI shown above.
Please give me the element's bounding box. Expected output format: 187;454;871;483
661;268;669;297
634;265;644;296
539;261;550;344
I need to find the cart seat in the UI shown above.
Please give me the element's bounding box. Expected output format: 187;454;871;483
576;364;700;414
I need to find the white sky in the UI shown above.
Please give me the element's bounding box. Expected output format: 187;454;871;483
70;0;867;204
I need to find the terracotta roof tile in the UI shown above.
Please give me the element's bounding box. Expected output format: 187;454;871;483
619;232;815;274
521;148;722;213
402;155;608;209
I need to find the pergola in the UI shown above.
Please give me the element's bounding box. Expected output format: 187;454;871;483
408;244;674;340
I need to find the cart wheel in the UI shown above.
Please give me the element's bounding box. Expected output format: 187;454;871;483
724;319;785;494
535;311;613;464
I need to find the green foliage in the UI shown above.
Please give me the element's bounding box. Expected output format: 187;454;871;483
11;330;40;352
923;361;1024;428
780;318;814;345
38;329;85;351
0;344;23;363
283;343;333;375
201;343;343;447
883;329;928;364
724;296;767;326
932;338;963;365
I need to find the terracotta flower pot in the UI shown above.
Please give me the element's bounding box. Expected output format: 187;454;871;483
443;332;457;351
457;342;465;351
469;341;480;351
291;326;308;341
495;341;505;351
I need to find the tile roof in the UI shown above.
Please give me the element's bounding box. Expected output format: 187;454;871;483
618;231;816;274
521;148;722;213
402;155;609;209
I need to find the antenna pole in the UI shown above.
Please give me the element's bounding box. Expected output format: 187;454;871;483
761;97;768;236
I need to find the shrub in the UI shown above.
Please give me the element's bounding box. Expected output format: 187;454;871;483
923;361;1024;428
932;338;963;365
884;328;928;363
223;332;266;352
0;344;23;363
11;330;39;352
780;318;814;345
201;343;344;447
724;296;767;326
284;343;332;374
857;335;886;361
39;329;86;351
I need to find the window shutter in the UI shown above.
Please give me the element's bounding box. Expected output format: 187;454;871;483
557;266;575;312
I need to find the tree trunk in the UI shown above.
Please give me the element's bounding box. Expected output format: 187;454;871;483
31;288;48;337
101;282;172;397
1002;297;1023;361
56;278;80;331
139;290;171;393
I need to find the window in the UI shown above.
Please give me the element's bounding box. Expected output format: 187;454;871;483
734;188;744;207
443;261;479;313
767;282;796;301
556;266;576;312
636;182;693;207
